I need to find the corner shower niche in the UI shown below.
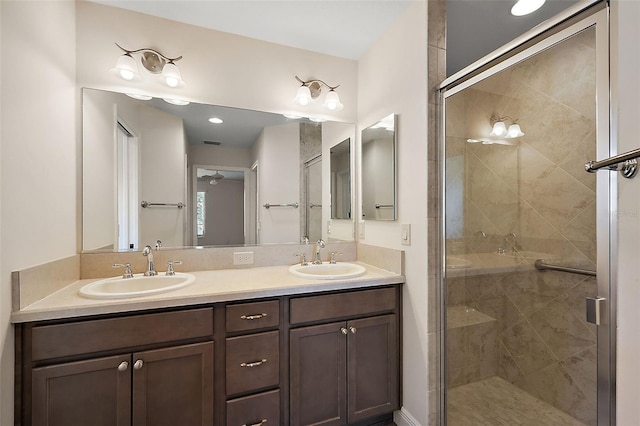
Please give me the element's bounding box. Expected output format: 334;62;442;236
444;26;599;426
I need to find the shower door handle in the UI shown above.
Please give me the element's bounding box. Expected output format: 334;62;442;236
586;297;606;325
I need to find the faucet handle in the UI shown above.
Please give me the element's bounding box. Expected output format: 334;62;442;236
155;240;162;250
113;263;133;279
166;260;182;276
294;253;308;266
329;252;343;264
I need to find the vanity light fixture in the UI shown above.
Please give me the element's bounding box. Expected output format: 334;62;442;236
511;0;545;16
293;76;343;111
209;171;224;185
114;43;186;88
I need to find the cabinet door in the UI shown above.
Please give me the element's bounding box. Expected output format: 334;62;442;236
347;314;398;423
32;354;131;426
132;342;214;426
290;322;347;426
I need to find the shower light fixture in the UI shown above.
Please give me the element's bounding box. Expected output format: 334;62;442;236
490;115;525;139
511;0;546;16
113;43;185;88
293;76;343;111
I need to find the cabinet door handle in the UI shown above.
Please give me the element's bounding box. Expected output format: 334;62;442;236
243;419;268;426
349;326;357;334
240;359;267;368
240;313;268;320
117;361;129;372
133;359;144;370
340;327;348;335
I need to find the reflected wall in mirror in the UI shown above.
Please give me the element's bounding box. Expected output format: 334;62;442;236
82;88;356;251
361;114;397;221
330;138;351;220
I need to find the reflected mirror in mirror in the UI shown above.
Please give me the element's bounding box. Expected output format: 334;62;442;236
330;138;351;220
361;114;397;221
82;88;356;252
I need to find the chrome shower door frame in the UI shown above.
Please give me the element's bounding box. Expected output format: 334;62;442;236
438;4;614;424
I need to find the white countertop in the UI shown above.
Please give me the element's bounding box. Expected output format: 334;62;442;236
11;262;404;323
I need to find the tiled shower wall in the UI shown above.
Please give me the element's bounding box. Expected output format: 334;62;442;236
444;29;598;425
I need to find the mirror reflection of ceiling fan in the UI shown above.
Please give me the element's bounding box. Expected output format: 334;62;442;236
202;171;224;185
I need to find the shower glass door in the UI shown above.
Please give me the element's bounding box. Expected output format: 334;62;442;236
441;8;611;426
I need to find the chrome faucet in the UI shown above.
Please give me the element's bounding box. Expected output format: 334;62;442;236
313;239;326;264
504;232;519;253
142;245;158;276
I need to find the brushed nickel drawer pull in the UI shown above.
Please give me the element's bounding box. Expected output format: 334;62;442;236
349;326;357;334
340;327;348;335
240;359;267;368
243;419;267;426
240;313;268;320
133;359;144;370
117;361;129;372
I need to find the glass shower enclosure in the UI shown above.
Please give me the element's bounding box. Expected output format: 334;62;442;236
440;7;612;425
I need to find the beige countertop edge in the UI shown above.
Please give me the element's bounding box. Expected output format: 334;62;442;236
11;263;405;324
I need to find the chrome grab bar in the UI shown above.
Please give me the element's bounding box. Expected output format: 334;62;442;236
309;203;322;208
375;203;394;209
585;147;640;178
534;259;596;277
141;201;185;209
263;202;299;209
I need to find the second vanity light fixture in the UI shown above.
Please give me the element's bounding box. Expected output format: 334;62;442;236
114;43;186;88
293;76;343;111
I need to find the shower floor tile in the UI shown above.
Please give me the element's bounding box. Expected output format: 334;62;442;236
448;376;586;426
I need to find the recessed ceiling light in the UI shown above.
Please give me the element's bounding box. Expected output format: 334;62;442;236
511;0;545;16
163;98;190;106
126;93;152;100
208;117;223;124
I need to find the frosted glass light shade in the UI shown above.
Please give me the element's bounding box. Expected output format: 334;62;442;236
162;62;185;88
506;124;525;138
489;121;507;136
115;54;140;81
294;85;313;106
511;0;546;16
323;89;343;111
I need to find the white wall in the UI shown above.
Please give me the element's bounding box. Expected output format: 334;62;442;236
356;1;429;424
75;1;357;123
611;0;640;423
0;2;77;424
254;123;301;244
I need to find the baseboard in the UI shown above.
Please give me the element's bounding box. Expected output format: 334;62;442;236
394;407;422;426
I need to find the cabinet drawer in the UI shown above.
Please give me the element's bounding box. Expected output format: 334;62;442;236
226;389;280;426
290;287;396;324
226;300;279;333
226;331;279;396
32;308;214;361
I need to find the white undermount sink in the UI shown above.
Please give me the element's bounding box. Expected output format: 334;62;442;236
288;262;366;280
79;272;196;299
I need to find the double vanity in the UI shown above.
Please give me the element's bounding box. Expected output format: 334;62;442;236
12;245;404;426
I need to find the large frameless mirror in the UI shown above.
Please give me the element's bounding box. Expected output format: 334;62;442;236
82;88;356;251
330;137;351;220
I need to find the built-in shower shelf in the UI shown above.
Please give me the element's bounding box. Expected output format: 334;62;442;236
447;305;496;329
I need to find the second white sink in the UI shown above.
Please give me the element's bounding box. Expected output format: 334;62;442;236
79;272;196;299
289;262;366;280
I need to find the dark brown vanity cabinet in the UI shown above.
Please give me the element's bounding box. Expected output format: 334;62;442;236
16;285;401;426
289;288;400;426
19;309;214;426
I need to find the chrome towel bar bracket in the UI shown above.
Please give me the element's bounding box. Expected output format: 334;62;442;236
585;147;640;178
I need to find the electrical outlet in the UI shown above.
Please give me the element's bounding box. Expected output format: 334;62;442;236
233;251;254;265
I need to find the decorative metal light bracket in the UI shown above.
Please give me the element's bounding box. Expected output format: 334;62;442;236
295;76;339;99
116;43;182;74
